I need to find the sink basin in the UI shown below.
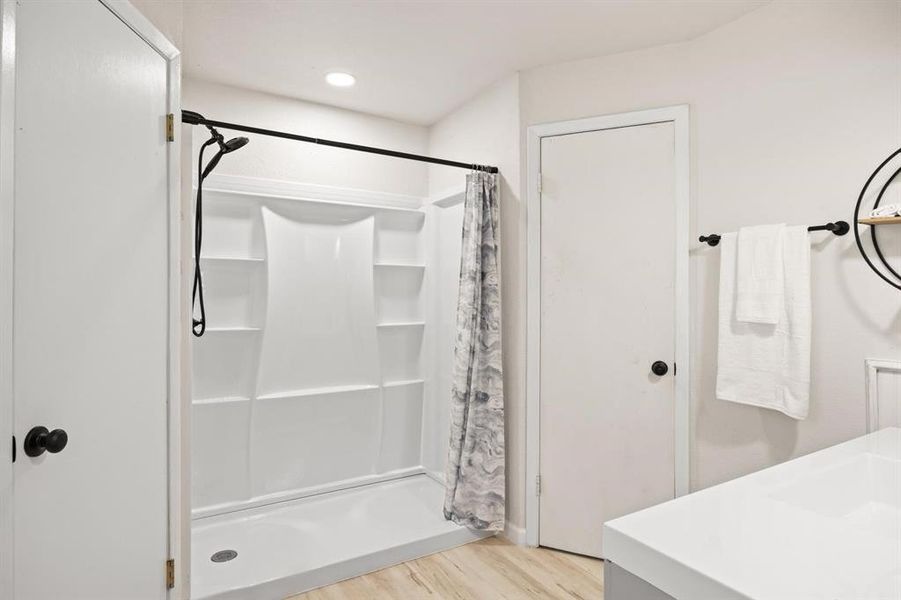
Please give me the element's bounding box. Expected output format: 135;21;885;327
768;453;901;538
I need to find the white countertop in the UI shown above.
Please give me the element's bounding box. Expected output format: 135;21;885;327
603;427;901;600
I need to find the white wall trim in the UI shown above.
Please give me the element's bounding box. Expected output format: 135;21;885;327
202;172;426;210
525;105;691;547
102;0;179;60
0;1;16;594
166;53;187;600
865;358;901;432
97;2;186;597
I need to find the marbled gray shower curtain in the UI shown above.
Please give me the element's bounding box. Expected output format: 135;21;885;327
443;171;505;531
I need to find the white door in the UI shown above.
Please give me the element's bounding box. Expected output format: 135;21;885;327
13;1;171;598
538;122;677;558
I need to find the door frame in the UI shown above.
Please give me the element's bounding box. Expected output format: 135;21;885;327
0;1;185;597
525;106;691;547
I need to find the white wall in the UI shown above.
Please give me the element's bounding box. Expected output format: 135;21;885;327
427;74;524;539
520;0;901;492
184;79;429;196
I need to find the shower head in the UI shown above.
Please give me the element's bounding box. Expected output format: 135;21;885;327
183;110;249;163
222;136;249;153
201;135;250;179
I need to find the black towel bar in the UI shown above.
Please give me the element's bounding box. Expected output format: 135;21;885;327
699;221;850;247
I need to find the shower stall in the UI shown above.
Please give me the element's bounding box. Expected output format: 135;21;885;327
187;169;489;599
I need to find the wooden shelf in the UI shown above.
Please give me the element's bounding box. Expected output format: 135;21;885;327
858;216;901;225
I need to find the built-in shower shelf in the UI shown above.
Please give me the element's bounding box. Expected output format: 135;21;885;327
201;255;266;263
203;326;262;333
376;321;425;328
374;262;426;269
204;186;426;216
256;384;380;401
383;379;425;389
193;395;250;406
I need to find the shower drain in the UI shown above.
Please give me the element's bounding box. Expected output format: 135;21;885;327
210;550;238;563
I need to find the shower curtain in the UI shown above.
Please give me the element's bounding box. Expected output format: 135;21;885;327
443;171;505;531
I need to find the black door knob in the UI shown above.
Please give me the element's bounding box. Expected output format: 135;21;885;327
23;426;68;457
651;361;669;376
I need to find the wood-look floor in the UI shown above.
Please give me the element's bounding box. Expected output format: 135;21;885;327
287;537;604;600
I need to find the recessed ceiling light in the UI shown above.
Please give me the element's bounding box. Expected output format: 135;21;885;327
326;72;356;87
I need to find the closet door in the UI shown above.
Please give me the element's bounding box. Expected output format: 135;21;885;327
12;1;171;597
538;122;677;558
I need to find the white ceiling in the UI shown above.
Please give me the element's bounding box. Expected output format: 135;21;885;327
183;0;765;125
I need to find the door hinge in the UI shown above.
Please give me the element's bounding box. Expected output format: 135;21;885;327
165;558;175;589
674;362;677;376
11;435;15;463
535;474;541;496
166;113;175;143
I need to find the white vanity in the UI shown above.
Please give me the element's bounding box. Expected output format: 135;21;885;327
603;427;901;600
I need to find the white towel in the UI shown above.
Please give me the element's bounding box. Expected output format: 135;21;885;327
870;203;901;218
716;227;811;420
736;224;785;324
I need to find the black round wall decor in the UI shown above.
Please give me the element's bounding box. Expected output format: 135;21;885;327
853;147;901;291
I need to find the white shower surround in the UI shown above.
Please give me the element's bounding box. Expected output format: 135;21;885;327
189;173;481;597
192;173;467;515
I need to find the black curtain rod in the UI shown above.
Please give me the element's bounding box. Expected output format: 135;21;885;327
182;110;499;174
699;221;850;247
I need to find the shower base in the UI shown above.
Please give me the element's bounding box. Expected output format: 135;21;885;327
191;474;488;600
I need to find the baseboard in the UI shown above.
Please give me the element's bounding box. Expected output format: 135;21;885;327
502;521;527;545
